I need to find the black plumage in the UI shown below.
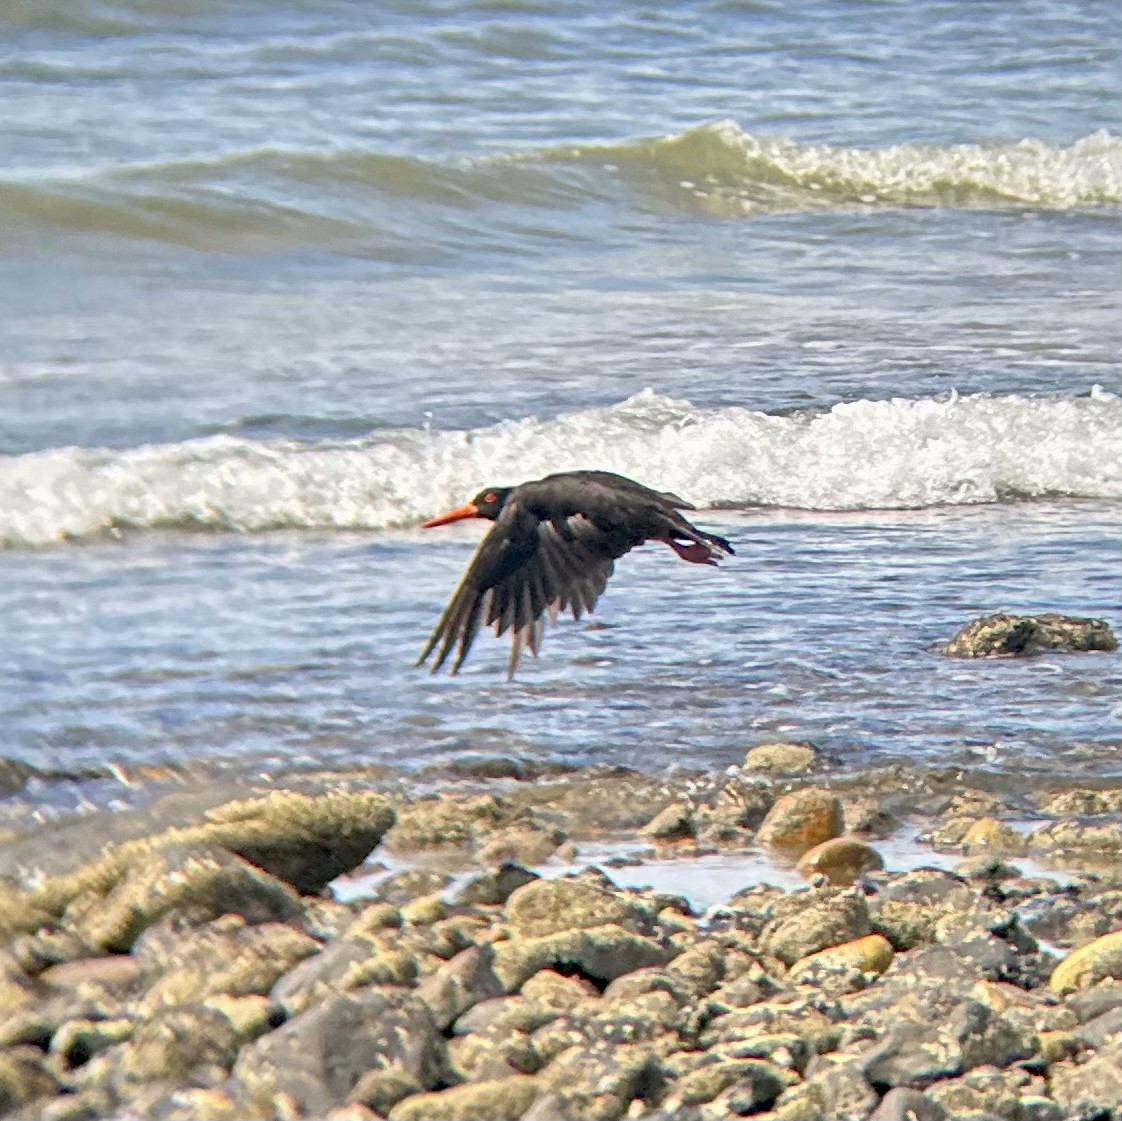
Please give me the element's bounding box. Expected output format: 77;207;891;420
417;470;734;679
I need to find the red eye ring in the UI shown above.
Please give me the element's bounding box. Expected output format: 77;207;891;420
484;492;498;503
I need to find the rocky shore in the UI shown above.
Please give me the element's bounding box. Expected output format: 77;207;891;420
3;749;1122;1120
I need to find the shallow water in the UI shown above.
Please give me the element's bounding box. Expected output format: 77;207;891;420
2;503;1119;803
1;0;1119;811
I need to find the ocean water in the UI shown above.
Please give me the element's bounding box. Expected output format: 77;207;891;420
1;0;1120;813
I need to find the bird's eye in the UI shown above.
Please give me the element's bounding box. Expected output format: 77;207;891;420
484;492;498;504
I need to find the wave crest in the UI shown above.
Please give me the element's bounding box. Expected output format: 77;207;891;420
2;390;1120;548
575;121;1122;213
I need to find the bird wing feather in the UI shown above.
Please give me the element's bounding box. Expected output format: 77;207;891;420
418;505;627;679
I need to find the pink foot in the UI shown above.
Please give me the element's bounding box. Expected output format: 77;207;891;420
666;539;717;566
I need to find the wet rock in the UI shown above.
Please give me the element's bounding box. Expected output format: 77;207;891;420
454;863;540;906
1050;930;1122;993
1049;1042;1122;1116
0;758;34;798
744;743;818;775
640;804;696;843
492;924;675;992
389;1076;540;1121
760;887;872;965
0;1046;59;1115
1038;788;1122;816
842;797;897;840
373;868;452;905
1019;890;1115;949
940;612;1117;658
478;821;567;866
694;784;774;849
789;933;894;983
1029;817;1122;855
755;788;844;854
384;794;506;853
232;988;441;1118
272;935;418;1017
954;856;1024;884
960;817;1026;855
796;837;884;885
137;917;320;1011
504;877;653;940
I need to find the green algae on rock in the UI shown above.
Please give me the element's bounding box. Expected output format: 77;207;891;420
940;612;1118;658
32;789;395;917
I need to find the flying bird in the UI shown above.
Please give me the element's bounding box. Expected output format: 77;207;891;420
417;470;734;679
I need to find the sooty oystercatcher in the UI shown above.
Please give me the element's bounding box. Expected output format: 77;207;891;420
418;470;734;679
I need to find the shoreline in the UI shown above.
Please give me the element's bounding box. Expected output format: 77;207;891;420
4;750;1122;1118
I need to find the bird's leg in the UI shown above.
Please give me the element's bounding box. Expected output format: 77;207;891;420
665;538;718;566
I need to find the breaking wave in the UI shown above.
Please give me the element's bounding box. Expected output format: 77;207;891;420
2;389;1120;548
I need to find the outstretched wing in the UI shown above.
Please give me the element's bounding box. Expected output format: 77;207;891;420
418;505;632;680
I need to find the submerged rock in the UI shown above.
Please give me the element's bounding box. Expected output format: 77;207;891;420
940;612;1118;658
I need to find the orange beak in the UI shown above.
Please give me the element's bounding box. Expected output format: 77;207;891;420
421;502;479;529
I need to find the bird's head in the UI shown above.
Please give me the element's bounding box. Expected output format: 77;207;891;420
422;486;513;528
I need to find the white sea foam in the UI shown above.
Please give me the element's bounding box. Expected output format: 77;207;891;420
2;390;1120;548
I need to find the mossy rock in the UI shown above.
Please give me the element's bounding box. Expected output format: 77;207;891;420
33;789;395;916
941;613;1117;658
389;1076;539;1121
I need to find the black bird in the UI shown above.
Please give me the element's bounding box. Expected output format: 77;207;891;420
417;470;734;679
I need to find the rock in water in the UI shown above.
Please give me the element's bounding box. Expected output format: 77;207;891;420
940;613;1117;658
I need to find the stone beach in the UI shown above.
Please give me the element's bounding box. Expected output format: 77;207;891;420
3;739;1122;1120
